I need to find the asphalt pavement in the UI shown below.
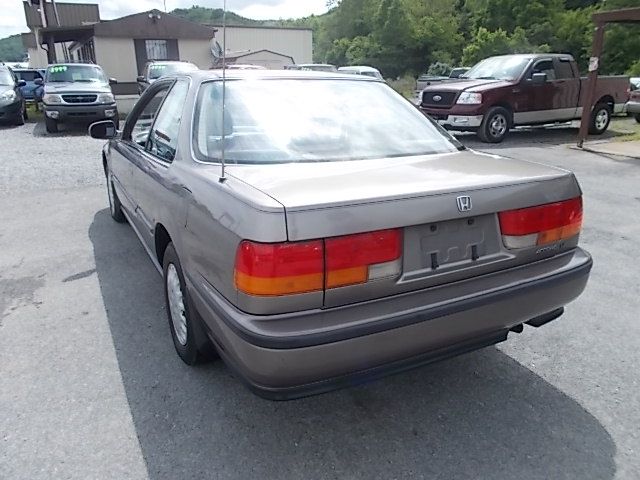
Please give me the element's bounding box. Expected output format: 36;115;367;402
1;120;638;480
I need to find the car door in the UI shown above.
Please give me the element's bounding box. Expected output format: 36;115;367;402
132;78;190;252
110;81;171;223
513;58;556;125
553;57;580;120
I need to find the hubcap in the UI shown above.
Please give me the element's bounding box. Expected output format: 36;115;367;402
595;109;609;131
167;263;188;346
107;174;115;214
489;114;507;138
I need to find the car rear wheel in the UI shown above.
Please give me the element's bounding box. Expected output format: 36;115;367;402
478;106;510;143
589;103;611;135
14;107;25;126
105;169;126;223
45;116;58;133
162;243;216;365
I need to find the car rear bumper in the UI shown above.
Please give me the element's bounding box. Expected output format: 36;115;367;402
626;100;640;114
188;248;592;400
43;103;118;123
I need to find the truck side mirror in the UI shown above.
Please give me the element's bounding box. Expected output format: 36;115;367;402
17;79;27;87
34;78;43;85
108;78;118;85
137;75;145;82
531;73;547;84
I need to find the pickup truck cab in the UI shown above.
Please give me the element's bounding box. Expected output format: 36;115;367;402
41;63;118;134
420;54;629;143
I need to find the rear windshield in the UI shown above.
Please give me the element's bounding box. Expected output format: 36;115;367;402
148;63;197;79
193;79;459;164
46;65;107;83
15;70;41;81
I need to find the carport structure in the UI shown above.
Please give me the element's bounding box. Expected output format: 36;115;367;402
578;6;640;147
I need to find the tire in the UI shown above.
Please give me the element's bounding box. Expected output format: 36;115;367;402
23;106;28;121
14;103;25;126
478;106;510;143
635;113;640;124
589;103;611;135
105;169;126;223
45;116;58;133
162;243;215;365
113;117;120;130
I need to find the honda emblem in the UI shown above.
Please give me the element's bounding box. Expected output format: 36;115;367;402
456;196;472;212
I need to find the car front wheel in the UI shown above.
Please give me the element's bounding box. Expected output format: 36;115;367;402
635;113;640;124
162;243;215;365
45;116;58;133
105;169;126;223
478;106;510;143
15;107;25;126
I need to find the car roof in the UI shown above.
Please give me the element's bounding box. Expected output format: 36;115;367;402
47;63;102;68
339;66;379;72
181;69;381;82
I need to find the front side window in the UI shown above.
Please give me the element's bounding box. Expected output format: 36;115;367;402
146;40;168;60
193;79;459;164
46;65;107;83
531;60;556;81
129;87;170;146
147;80;190;162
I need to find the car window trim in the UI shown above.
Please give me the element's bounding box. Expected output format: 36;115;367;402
122;78;175;146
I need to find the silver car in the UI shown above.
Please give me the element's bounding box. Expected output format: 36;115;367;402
90;70;592;399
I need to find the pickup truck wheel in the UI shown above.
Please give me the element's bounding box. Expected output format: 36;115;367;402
163;243;215;366
106;170;126;223
634;114;640;124
589;103;611;135
45;116;58;133
478;106;510;143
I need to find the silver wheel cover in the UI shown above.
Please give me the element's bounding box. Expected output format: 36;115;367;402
167;263;188;346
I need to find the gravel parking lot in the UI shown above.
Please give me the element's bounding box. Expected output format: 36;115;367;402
1;120;639;480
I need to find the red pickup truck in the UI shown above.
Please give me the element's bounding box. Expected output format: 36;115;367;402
419;53;629;143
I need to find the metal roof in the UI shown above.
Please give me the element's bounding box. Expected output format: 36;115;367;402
23;1;100;28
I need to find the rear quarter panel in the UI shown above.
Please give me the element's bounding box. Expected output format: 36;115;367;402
580;75;630;109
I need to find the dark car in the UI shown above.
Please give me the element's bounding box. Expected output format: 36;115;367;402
12;68;44;102
136;61;198;95
89;70;591;400
420;54;629;142
0;66;27;125
41;63;118;134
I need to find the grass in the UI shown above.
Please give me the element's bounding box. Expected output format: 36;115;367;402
25;103;43;122
608;115;640;142
387;75;417;100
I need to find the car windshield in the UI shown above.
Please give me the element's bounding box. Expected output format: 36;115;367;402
149;63;197;79
46;65;107;83
193;79;459;164
463;56;531;81
0;69;14;85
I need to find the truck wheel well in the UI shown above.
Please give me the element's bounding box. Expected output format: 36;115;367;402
595;95;614;109
155;224;172;266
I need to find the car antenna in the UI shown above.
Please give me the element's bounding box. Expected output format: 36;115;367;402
219;0;228;183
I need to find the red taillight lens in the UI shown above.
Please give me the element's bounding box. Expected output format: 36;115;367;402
325;229;402;288
234;240;324;296
234;229;403;296
498;197;583;249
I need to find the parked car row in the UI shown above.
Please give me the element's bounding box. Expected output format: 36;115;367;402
0;65;28;125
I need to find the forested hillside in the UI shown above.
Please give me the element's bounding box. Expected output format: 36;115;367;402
0;34;26;63
312;0;640;77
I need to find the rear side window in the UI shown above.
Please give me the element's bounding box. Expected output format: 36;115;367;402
555;59;574;79
147;79;190;162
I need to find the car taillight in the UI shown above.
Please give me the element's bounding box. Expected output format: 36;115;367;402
498;197;583;249
234;240;324;296
325;229;402;288
234;229;403;296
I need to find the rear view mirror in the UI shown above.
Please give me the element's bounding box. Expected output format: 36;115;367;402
531;73;547;84
17;80;27;87
89;120;118;139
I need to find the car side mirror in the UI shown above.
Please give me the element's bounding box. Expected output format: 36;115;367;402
108;78;117;85
531;72;547;84
137;75;145;82
17;79;27;87
34;78;43;85
89;120;118;139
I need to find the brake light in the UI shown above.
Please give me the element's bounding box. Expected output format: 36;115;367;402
234;229;403;296
234;240;324;296
325;229;402;288
498;197;583;249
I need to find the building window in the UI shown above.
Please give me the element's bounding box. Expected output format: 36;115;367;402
146;40;168;60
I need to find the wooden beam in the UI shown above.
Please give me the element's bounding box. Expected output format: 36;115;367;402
592;7;640;24
577;23;606;148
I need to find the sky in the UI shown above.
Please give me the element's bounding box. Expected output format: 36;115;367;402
0;0;330;39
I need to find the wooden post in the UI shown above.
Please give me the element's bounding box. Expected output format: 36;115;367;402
577;22;606;148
